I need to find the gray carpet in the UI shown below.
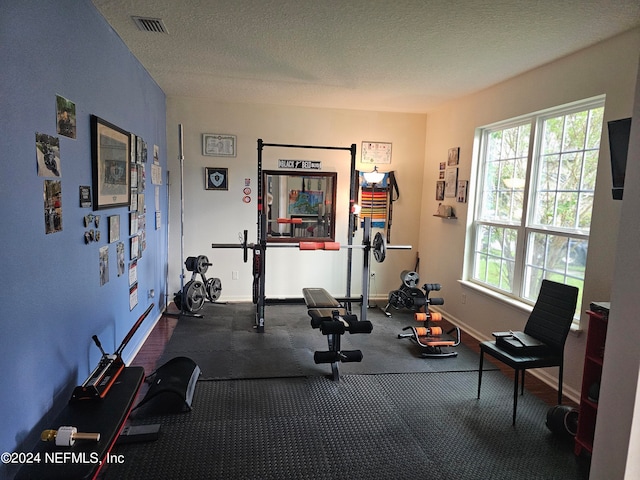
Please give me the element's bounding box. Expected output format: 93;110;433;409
104;372;589;480
157;302;495;380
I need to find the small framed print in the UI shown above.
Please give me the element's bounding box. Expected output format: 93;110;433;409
79;186;92;208
457;180;468;203
205;167;229;190
448;147;460;166
436;181;445;201
444;167;458;198
108;215;120;243
203;134;236;157
361;141;392;164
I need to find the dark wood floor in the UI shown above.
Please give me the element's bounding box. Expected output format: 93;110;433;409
130;306;578;409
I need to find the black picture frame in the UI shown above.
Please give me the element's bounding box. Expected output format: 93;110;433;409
91;115;131;209
205;167;229;190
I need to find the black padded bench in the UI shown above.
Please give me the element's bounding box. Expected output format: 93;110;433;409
302;287;373;380
15;366;144;480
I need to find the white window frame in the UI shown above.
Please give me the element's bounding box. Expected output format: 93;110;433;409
466;96;605;323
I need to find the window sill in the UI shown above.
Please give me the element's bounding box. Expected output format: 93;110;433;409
458;279;583;335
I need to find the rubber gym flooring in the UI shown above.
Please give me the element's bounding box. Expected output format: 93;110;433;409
100;302;590;480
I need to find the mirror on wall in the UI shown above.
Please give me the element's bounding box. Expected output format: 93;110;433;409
263;170;337;242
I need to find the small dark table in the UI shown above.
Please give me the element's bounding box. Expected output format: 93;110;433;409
16;366;144;480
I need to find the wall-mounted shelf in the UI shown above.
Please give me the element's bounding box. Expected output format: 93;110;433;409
433;214;457;219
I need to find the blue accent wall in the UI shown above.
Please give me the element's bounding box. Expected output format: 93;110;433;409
0;0;167;469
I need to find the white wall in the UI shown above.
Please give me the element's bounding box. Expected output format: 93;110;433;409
166;100;426;304
419;27;640;400
591;51;640;480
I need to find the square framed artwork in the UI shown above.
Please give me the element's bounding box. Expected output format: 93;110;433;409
91;115;130;209
205;167;229;190
203;134;236;157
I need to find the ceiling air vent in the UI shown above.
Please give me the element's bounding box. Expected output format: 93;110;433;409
132;16;168;34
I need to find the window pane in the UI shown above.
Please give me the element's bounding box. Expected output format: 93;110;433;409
586;108;604;149
578;193;593;230
569;238;588;276
562;111;588;151
534;191;556;226
480;124;529;223
472;225;518;293
484;257;501;288
556;192;579;228
538;154;560;191
489;226;504;256
546;235;569;273
503;228;518;259
542;116;563;154
474;253;488;282
524;232;586;314
524;267;544;301
500;259;514;291
560;152;582;191
582;150;598;190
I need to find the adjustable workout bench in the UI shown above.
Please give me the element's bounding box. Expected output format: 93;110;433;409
398;310;461;358
302;287;373;380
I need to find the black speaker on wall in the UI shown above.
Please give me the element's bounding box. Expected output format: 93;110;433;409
134;356;200;416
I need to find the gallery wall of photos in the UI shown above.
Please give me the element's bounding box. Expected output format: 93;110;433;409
37;94;163;311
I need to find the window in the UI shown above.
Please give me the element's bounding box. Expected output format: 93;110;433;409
470;98;604;317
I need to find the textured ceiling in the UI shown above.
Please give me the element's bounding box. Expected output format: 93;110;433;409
92;0;640;113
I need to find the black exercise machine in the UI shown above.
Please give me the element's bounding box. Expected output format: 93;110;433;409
398;310;460;358
390;271;461;358
303;287;372;381
384;270;444;315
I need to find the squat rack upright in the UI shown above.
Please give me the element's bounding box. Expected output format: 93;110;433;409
254;139;358;332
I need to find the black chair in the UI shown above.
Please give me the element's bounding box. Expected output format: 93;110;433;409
477;279;578;425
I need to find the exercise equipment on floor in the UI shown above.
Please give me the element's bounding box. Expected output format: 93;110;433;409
398;309;461;358
303;287;373;381
173;255;222;313
391;274;460;358
70;304;154;402
383;270;444;315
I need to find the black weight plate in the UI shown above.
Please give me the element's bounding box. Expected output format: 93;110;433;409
184;256;198;272
196;255;210;274
183;280;205;312
401;270;420;288
206;277;222;301
373;232;386;263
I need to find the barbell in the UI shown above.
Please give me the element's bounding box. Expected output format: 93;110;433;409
211;231;410;264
